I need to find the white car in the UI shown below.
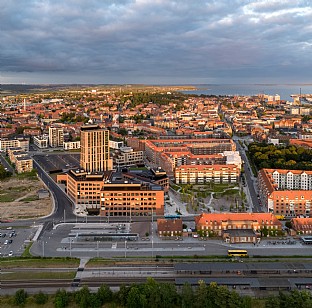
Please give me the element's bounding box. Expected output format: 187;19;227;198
8;251;13;256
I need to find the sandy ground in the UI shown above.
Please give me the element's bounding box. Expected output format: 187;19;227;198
0;177;52;220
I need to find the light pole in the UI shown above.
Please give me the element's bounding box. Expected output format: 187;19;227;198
69;239;73;257
151;207;154;259
64;209;66;224
125;239;127;259
97;241;99;258
42;240;45;257
130;206;132;223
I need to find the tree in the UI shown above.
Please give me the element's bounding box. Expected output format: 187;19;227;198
75;286;91;308
285;221;292;229
127;286;147;308
96;284;113;305
54;289;70;308
14;289;28;306
181;283;194;308
34;291;48;305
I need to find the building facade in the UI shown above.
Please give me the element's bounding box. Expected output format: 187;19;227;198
63;141;81;150
113;147;144;167
49;126;64;147
258;169;312;217
33;135;49;149
0;137;29;152
100;181;164;217
175;164;240;184
195;213;282;237
80;124;113;172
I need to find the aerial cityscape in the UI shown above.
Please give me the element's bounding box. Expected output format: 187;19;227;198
1;0;312;307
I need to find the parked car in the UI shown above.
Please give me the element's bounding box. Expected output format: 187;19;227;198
8;251;13;256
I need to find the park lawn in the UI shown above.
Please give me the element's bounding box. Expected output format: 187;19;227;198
1;271;76;280
1;258;80;269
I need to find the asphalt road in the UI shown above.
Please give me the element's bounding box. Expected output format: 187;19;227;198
234;139;262;212
29;223;312;259
0;153;14;174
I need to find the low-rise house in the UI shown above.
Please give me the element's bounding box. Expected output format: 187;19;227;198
291;218;312;235
157;218;183;237
222;229;259;244
195;213;282;237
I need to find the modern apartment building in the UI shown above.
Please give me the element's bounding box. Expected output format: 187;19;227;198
0;137;29;152
144;138;237;179
57;169;111;212
80;124;113;172
63;140;80;150
7;147;33;173
33;135;49;149
175;164;240;184
144;138;235;165
100;181;164;217
113;147;144;167
57;169;165;215
258;168;312;217
49;126;64;147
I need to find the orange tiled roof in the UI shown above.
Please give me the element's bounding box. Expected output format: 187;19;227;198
195;212;281;226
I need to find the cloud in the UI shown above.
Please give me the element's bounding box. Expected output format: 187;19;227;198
0;0;311;83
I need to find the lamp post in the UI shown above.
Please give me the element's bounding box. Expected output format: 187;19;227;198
97;241;99;258
151;207;154;259
125;239;127;259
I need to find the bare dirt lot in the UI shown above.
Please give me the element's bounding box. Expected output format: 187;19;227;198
0;177;52;220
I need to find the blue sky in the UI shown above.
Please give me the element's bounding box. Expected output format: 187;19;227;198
1;0;311;84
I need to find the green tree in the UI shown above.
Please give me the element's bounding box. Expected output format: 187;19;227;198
14;289;28;306
181;283;194;308
34;291;48;305
54;289;70;308
75;286;91;308
127;286;147;308
96;284;113;305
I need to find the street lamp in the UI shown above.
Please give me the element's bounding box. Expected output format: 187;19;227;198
125;239;127;259
97;241;99;258
69;239;73;257
151;207;154;259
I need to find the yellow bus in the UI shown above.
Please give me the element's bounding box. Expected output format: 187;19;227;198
227;249;248;257
275;215;285;220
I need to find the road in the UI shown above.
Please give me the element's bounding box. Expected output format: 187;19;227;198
233;138;262;212
0;153;14;174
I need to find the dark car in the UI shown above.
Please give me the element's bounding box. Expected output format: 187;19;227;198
8;239;13;244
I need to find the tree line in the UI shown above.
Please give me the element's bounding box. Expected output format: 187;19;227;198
248;143;312;170
3;279;312;308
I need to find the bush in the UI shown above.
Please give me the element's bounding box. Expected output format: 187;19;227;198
54;289;70;308
14;289;28;306
34;291;48;305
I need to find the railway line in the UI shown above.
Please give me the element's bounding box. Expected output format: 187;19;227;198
2;262;312;294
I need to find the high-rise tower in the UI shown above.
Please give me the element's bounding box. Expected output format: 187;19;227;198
49;126;64;148
80;124;113;172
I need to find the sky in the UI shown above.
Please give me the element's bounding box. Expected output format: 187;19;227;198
0;0;312;84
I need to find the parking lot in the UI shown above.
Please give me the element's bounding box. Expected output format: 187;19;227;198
33;153;80;173
0;227;36;257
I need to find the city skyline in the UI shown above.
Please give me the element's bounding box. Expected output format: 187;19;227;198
1;0;311;84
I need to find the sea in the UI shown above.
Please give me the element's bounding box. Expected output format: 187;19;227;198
180;84;312;101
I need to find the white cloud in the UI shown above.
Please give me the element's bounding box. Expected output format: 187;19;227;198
0;0;311;83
